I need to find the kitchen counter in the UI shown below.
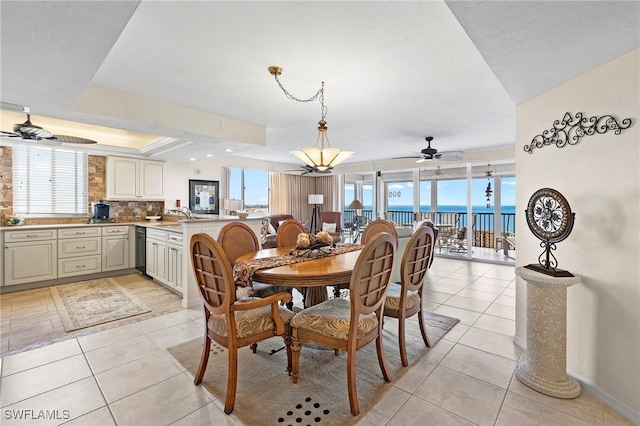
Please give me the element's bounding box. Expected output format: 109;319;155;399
0;216;264;234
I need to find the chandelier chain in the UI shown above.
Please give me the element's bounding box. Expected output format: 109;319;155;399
273;76;327;121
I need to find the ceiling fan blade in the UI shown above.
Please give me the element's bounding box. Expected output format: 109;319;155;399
391;155;423;160
1;130;20;137
18;124;53;139
53;134;98;144
434;151;464;161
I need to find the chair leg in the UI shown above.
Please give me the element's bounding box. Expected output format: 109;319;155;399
418;308;432;348
250;343;257;353
224;345;239;414
346;346;360;416
398;314;409;367
284;335;292;375
194;334;211;385
291;338;301;383
376;332;392;382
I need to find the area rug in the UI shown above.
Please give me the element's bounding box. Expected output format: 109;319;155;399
50;278;151;332
167;312;459;425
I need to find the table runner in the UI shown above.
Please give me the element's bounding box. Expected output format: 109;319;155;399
234;243;363;287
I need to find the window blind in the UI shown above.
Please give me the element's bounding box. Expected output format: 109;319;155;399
13;145;88;216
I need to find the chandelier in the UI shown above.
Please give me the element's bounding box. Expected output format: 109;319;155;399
268;66;353;171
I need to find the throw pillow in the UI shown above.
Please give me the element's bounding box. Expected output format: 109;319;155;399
322;222;337;233
268;223;276;234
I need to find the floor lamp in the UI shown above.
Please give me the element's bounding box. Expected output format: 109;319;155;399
308;194;324;233
347;199;365;242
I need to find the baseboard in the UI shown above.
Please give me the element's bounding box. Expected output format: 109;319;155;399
513;335;526;350
567;369;639;425
512;335;638;424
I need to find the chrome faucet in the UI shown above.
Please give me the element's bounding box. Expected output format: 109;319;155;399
164;207;192;219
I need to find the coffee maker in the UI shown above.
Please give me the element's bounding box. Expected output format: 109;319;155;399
89;201;114;223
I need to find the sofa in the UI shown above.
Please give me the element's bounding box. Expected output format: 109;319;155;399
261;214;295;248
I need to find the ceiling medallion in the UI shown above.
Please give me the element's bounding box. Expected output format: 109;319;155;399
268;66;353;172
523;112;632;154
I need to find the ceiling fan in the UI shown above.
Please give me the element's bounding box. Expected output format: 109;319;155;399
393;136;463;162
285;164;333;176
1;106;97;144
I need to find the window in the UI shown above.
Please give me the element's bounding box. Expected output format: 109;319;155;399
229;167;269;213
13;145;88;216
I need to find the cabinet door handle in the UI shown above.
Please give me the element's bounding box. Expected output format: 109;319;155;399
76;231;85;235
76;246;86;249
76;265;86;269
27;234;38;238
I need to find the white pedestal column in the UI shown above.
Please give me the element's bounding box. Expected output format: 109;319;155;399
515;266;581;398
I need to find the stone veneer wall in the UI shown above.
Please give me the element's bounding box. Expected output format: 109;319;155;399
0;147;12;222
0;147;164;225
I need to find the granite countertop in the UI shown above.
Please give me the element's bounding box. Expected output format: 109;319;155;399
0;220;184;233
0;215;264;234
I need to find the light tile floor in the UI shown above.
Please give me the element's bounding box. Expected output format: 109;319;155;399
0;260;634;425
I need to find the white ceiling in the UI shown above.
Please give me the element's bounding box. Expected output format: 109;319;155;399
1;1;638;167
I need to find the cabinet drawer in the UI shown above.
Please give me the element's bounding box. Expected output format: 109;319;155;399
167;232;183;245
147;229;167;241
5;229;57;242
58;237;102;258
58;255;102;278
102;226;130;236
58;227;101;239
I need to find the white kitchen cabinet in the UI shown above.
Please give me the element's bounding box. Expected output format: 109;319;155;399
4;230;58;285
102;226;130;272
165;232;183;293
106;156;164;200
57;227;102;278
146;229;167;283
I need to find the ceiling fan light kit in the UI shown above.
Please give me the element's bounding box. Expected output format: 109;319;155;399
268;66;353;172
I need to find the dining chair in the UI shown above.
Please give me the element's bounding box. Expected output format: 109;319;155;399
289;232;396;416
414;219;439;267
190;233;294;414
383;225;435;367
276;218;307;247
360;219;398;245
217;221;294;311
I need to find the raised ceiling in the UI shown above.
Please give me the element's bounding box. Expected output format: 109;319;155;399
1;1;638;166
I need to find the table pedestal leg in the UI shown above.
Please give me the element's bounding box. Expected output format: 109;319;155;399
304;287;328;307
515;267;581;399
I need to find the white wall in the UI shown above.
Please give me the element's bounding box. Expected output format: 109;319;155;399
163;158;222;210
515;49;639;420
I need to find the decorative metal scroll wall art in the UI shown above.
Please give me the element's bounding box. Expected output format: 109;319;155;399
524;188;575;277
523;112;632;154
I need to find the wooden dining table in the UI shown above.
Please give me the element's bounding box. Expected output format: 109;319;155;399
235;246;362;307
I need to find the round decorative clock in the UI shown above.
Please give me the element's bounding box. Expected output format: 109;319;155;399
524;188;575;277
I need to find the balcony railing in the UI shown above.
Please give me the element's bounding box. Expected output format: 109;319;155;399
343;209;516;250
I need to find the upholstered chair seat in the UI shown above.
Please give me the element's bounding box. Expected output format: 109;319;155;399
208;297;295;338
290;298;379;340
383;283;420;312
